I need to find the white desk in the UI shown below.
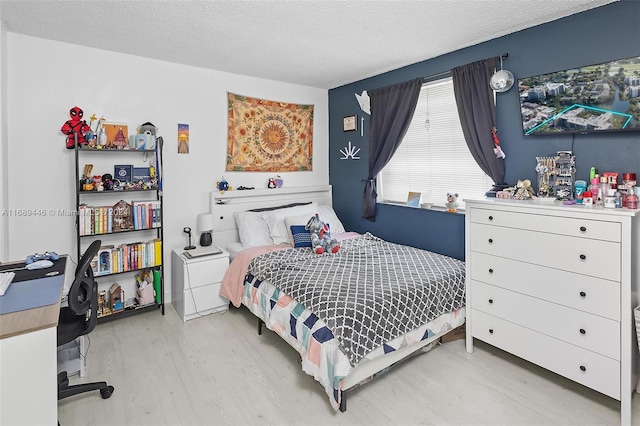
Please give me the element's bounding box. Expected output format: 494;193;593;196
0;256;72;426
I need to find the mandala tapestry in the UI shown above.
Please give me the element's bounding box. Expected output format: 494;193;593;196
226;93;313;172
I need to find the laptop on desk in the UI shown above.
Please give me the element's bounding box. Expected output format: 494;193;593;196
183;246;223;259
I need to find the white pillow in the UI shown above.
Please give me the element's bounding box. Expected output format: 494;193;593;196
234;211;273;248
262;202;319;245
318;204;346;234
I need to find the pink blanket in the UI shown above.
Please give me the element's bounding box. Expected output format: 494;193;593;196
220;232;360;307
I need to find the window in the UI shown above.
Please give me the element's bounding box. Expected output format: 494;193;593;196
377;77;492;210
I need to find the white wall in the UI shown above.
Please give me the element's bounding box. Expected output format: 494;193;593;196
4;33;329;302
0;22;8;261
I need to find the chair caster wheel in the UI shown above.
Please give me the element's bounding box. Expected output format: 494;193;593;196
100;386;114;399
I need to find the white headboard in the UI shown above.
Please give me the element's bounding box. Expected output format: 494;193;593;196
210;185;333;249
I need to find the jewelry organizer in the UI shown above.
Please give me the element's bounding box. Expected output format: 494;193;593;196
535;151;575;200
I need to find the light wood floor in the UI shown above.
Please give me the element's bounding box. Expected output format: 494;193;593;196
58;305;640;426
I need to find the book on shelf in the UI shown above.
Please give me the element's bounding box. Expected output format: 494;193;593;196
131;200;161;230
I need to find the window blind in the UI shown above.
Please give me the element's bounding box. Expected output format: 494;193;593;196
378;77;492;209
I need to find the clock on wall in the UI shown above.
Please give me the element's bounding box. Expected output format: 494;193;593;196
343;115;357;132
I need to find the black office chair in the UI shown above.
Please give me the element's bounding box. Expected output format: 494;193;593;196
57;239;114;400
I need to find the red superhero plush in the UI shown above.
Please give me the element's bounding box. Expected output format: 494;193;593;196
61;106;91;149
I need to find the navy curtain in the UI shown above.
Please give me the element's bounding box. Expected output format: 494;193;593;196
362;78;422;221
451;58;506;186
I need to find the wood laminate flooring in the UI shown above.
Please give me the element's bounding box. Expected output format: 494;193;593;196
58;304;640;425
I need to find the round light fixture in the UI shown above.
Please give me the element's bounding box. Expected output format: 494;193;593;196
490;56;514;93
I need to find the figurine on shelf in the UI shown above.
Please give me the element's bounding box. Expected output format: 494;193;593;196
61;106;91;149
268;178;277;189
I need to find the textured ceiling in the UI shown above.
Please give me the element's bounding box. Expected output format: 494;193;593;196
0;0;617;89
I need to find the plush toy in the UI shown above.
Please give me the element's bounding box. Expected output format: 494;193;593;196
512;179;536;200
305;213;339;255
446;193;459;213
138;122;158;136
61;106;91;149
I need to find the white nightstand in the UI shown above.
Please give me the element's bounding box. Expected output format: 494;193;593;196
171;249;230;322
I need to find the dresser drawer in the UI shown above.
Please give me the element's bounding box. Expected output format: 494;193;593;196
469;252;620;320
469;207;621;242
470;281;620;359
182;256;228;289
471;281;620;360
469;223;620;281
471;309;620;400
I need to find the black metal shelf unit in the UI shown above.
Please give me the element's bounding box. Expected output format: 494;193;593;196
74;138;165;323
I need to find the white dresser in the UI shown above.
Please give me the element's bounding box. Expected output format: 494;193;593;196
465;198;639;425
171;249;230;322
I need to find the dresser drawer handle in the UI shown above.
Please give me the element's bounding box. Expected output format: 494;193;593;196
580;365;586;372
488;238;493;243
579;291;586;297
579;328;586;335
580;226;587;232
488;299;494;304
579;254;586;260
488;268;494;274
489;329;494;334
488;215;494;221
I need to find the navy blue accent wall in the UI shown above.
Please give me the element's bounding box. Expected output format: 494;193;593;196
329;1;640;261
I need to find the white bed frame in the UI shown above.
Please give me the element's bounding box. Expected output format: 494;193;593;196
210;185;462;411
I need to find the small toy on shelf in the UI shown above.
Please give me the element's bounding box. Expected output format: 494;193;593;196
268;178;277;189
446;193;459;213
216;177;231;193
61;106;91;149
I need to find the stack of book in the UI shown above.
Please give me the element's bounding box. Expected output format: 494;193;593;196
93;239;162;276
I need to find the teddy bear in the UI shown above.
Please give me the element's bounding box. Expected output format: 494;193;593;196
446;193;459;213
512;179;536;200
305;213;339;255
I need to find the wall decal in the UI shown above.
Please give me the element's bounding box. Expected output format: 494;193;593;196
340;141;360;160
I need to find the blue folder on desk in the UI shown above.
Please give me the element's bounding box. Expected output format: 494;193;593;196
0;275;64;315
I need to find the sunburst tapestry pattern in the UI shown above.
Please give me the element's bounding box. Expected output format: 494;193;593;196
226;93;313;172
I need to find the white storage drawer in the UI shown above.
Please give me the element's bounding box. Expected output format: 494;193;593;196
183;283;228;317
469;207;621;242
171;249;230;322
469;252;620;320
181;257;228;289
469;223;620;281
471;309;621;400
471;281;620;359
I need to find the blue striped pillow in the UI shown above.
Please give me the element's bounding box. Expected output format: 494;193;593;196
290;224;330;248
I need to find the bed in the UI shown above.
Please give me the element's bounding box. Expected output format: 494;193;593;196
212;185;466;411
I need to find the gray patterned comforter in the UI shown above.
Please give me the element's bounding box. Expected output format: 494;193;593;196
248;233;465;366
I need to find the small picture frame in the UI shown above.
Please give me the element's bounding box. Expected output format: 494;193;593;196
343;115;357;132
102;123;129;148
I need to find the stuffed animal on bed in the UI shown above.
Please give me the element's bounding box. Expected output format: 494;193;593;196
305;213;340;255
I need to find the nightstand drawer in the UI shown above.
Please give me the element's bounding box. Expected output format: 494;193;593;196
182;282;228;320
471;309;620;400
183;256;228;289
469;207;621;242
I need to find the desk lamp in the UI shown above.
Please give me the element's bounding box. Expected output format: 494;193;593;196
183;227;196;250
197;213;214;247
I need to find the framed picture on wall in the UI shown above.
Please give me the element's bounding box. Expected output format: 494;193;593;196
343;115;357;132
